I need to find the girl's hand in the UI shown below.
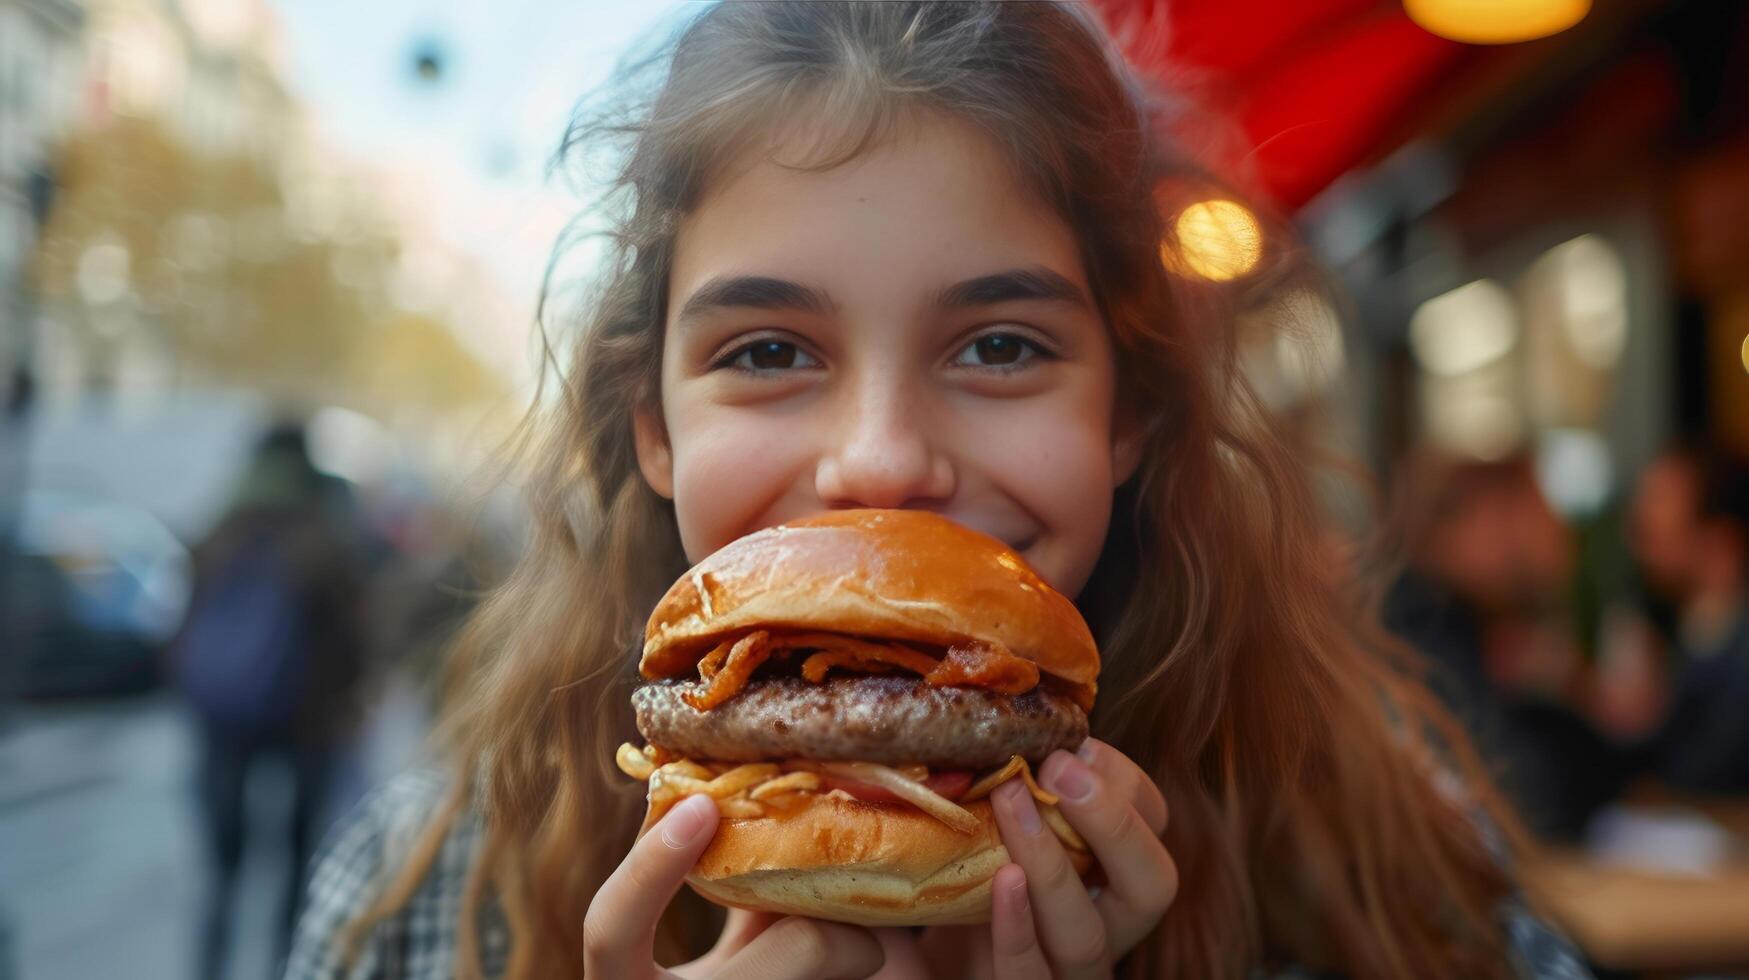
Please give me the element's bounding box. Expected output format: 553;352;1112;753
918;739;1176;978
675;909;928;980
585;795;898;979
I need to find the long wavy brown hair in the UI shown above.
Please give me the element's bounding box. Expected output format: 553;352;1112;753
350;4;1521;977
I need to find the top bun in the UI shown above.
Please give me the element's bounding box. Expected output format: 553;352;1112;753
640;509;1098;700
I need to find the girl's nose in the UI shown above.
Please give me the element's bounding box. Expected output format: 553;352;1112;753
814;385;956;510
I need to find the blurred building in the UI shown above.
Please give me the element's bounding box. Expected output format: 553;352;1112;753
1297;1;1749;502
83;0;290;159
0;0;83;387
1094;0;1749;534
0;2;528;632
14;0;510;523
31;0;303;405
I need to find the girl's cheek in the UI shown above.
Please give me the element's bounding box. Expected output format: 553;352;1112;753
955;393;1115;503
667;412;820;560
998;395;1120;581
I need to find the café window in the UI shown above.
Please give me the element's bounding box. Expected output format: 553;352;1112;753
1409;231;1639;518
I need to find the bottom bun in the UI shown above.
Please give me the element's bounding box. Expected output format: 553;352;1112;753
680;793;1092;927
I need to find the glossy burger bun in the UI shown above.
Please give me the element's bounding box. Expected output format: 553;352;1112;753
639;509;1099;703
676;794;1093;926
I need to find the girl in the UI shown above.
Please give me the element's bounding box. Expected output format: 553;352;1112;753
287;4;1592;978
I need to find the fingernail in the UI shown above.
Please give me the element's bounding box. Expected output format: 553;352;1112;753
1000;781;1043;836
1076;739;1099;764
1046;753;1095;803
661;795;713;848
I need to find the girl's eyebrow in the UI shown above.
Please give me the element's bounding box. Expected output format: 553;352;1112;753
676;266;1090;331
676;276;837;328
932;266;1091;312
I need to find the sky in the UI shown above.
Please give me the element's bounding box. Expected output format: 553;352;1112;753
265;0;698;381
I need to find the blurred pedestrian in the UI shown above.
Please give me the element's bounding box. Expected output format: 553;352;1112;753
168;421;370;980
1627;445;1749;794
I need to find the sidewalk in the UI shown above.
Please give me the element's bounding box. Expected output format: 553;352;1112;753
0;695;221;979
0;682;430;980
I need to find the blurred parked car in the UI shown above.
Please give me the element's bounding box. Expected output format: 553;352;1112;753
3;491;192;699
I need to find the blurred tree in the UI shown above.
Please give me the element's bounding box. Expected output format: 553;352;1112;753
350;311;507;415
29;116;501;416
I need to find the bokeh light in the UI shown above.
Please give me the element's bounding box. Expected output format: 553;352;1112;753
1532;234;1629;370
1404;0;1591;45
1410;279;1519;377
1166;199;1263;282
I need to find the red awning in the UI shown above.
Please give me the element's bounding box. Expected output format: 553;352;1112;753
1091;0;1473;208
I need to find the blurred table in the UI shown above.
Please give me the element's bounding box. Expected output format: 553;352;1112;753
1523;799;1749;973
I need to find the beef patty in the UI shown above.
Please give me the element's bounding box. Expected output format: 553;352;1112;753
632;675;1088;769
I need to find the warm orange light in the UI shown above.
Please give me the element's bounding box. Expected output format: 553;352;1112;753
1740;333;1749;375
1404;0;1590;44
1166;199;1262;282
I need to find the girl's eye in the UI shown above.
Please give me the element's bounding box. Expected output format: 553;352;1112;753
717;339;821;373
952;332;1048;370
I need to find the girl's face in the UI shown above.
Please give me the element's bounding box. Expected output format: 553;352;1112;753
636;112;1136;598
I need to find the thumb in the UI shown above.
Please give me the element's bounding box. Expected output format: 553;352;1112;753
583;795;719;978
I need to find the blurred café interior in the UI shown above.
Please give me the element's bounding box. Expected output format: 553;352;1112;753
2;0;1749;977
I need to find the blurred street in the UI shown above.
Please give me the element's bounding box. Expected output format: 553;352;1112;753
0;679;430;980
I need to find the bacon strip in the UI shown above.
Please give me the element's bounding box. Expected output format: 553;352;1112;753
684;630;1042;709
786;633;941;682
782;632;1039;694
926;641;1039;695
778;633;936;669
681;631;773;710
798;651;902;683
696;638;734;680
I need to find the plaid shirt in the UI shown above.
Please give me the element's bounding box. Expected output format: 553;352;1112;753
286;770;1594;980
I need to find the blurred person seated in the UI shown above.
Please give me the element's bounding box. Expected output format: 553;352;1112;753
1623;444;1749;795
1385;454;1623;839
166;421;371;980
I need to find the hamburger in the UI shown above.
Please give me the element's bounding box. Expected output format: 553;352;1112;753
614;508;1098;926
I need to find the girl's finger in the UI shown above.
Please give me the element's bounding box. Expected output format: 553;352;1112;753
673;908;779;976
1040;750;1179;956
991;781;1111;980
1076;738;1169;837
915;924;990;980
582;795;719;978
869;926;930;979
713;916;886;980
989;864;1053;980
